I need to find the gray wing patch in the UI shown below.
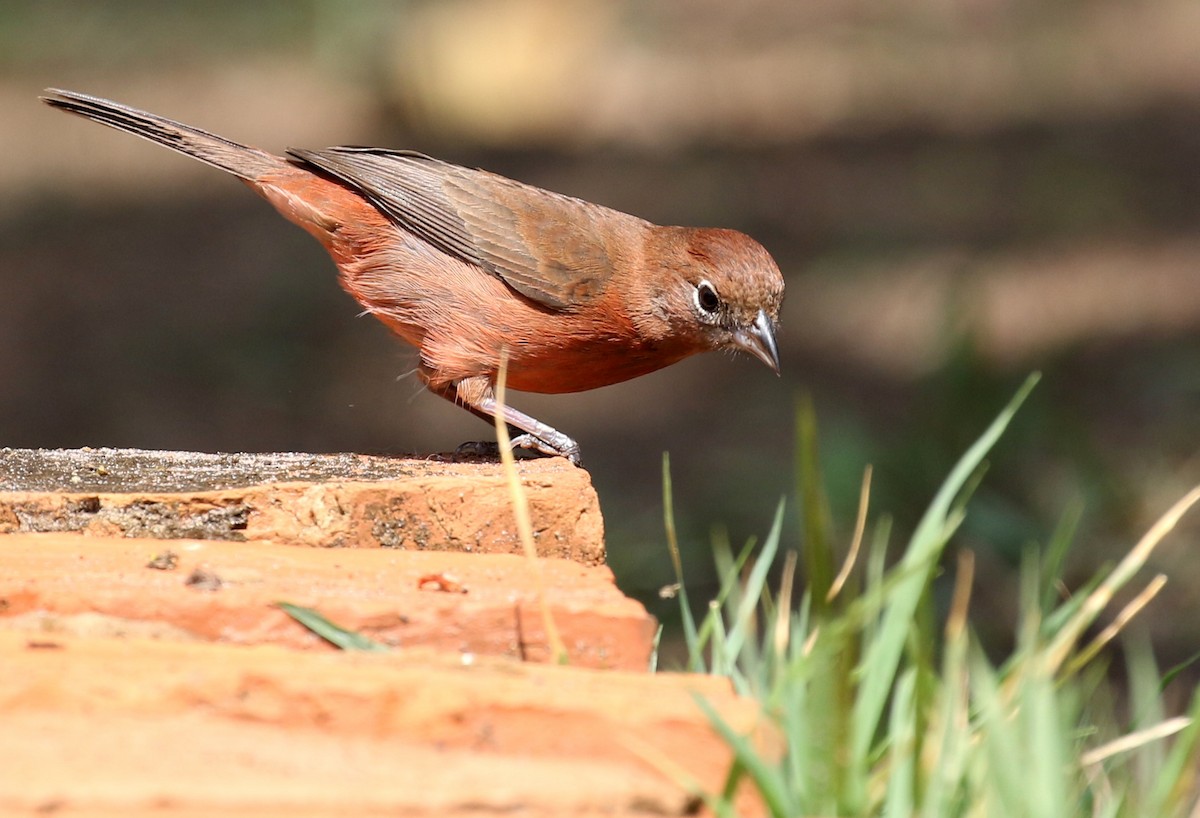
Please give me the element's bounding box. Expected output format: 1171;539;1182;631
287;147;615;310
287;147;485;269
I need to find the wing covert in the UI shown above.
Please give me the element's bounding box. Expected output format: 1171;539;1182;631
288;147;631;309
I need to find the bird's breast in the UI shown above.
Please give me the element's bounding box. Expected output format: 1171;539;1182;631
424;277;697;394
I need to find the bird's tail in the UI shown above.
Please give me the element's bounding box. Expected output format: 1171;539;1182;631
42;88;285;181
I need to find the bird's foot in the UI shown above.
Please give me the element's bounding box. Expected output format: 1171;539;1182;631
509;433;582;466
452;435;581;467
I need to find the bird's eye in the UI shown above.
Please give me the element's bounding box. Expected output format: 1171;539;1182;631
694;280;721;315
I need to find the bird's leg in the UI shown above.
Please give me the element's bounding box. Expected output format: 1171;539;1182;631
427;375;582;466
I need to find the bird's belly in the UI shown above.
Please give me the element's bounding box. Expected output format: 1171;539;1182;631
502;334;693;394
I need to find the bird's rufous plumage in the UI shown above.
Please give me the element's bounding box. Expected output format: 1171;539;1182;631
41;89;785;464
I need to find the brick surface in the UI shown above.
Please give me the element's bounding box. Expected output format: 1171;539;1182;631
0;449;761;817
0;448;605;562
0;532;653;668
0;633;754;817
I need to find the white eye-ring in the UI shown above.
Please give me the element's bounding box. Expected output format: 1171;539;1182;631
694;279;721;315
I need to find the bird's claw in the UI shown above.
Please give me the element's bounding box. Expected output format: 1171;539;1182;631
509;434;582;466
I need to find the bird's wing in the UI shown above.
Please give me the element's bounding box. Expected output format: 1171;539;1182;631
287;147;634;309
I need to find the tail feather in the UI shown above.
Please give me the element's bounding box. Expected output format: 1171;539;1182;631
41;88;284;181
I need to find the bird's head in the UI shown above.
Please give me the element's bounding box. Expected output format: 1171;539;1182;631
646;227;785;373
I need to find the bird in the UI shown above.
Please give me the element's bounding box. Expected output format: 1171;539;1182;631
41;89;784;465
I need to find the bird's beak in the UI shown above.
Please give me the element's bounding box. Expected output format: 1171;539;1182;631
732;309;780;375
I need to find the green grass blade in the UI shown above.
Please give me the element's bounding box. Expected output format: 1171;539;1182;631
694;694;793;817
1126;634;1167;792
852;373;1039;760
1023;662;1068;818
725;501;786;667
662;453;702;670
1161;648;1200;691
1040;498;1084;613
883;669;918;817
920;595;971;817
277;601;390;652
796;395;834;612
970;646;1026;815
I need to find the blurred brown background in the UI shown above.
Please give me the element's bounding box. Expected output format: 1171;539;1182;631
2;0;1198;657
